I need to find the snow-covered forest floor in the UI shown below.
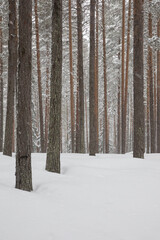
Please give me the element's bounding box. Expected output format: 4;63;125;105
0;152;160;240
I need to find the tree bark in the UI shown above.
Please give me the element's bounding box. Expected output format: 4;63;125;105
148;2;155;153
89;0;96;156
69;0;75;153
16;0;33;191
102;0;109;153
133;0;145;159
123;0;131;154
76;0;85;153
157;20;160;152
3;0;17;156
34;0;45;153
46;0;62;173
0;16;3;152
121;0;125;154
94;0;99;153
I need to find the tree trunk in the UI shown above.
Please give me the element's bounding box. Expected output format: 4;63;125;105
45;42;50;150
102;0;109;153
117;38;121;154
34;0;45;153
0;16;3;152
69;0;75;153
148;2;155;153
123;0;131;154
89;0;96;156
16;0;33;191
133;0;145;159
3;0;17;156
46;0;62;173
94;0;99;153
157;20;160;152
76;0;85;153
121;0;125;154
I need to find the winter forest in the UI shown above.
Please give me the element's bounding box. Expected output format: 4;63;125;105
0;0;160;239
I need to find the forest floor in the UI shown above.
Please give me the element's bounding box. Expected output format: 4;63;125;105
0;152;160;240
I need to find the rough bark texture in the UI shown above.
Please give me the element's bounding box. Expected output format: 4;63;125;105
16;0;33;191
45;42;50;150
123;0;131;154
121;0;125;154
89;0;96;156
69;0;75;153
157;20;160;152
102;0;109;153
148;3;155;153
0;16;3;152
76;0;85;153
3;0;17;156
46;0;62;173
133;0;145;159
94;0;99;153
34;0;45;153
117;38;121;154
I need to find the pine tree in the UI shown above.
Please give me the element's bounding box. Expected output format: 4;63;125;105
89;0;96;156
133;0;145;159
16;0;33;191
3;0;17;156
46;0;62;173
0;16;3;153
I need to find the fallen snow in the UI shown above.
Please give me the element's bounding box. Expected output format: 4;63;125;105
0;152;160;240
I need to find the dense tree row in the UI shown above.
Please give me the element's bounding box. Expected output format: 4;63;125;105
0;0;160;191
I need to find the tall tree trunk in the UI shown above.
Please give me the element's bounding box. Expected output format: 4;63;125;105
69;0;75;153
16;0;33;191
102;0;109;153
157;19;160;152
89;0;96;156
121;0;125;154
148;1;155;153
94;0;99;153
123;0;131;153
133;0;145;159
85;91;89;153
0;16;3;152
3;0;17;156
46;0;62;173
45;42;50;150
34;0;45;153
76;0;85;153
117;38;121;154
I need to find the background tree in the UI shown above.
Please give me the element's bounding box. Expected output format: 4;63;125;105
0;16;3;153
89;0;96;156
3;0;17;156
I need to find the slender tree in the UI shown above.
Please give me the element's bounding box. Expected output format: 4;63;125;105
3;0;17;156
95;0;99;153
16;0;33;191
89;0;96;156
157;19;160;152
34;0;45;153
69;0;75;153
133;0;145;158
76;0;85;153
0;16;3;152
148;0;155;153
121;0;125;154
46;0;62;173
123;0;131;153
102;0;109;153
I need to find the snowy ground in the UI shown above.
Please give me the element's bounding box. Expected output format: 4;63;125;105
0;152;160;240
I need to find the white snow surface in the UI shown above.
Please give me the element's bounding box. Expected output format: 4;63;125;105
0;152;160;240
